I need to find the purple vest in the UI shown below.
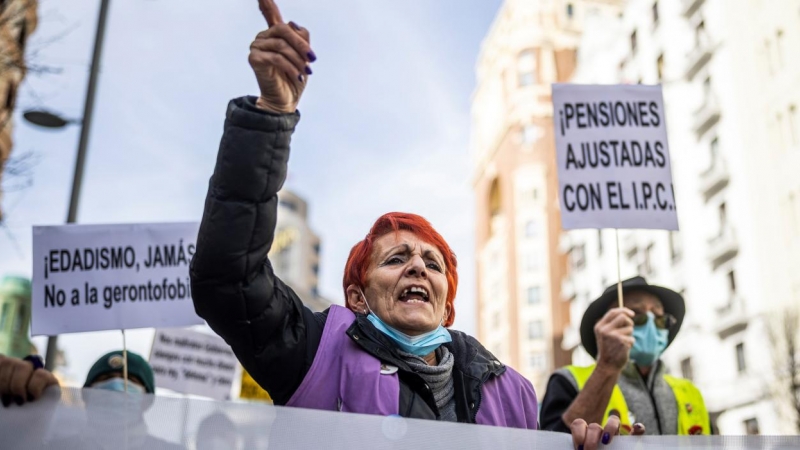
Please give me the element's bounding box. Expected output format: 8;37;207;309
287;305;538;429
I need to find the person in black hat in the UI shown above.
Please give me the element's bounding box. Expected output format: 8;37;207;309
540;276;711;440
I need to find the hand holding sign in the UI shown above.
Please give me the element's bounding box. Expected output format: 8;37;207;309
250;0;315;113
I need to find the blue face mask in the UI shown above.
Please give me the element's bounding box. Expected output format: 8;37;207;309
630;312;669;367
91;377;145;394
360;288;452;357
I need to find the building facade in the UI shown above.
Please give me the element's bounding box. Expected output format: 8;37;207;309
271;189;331;312
471;0;623;391
562;0;800;435
0;0;37;221
0;275;35;358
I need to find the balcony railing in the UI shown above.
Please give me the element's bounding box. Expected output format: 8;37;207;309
682;0;706;18
685;38;713;81
693;95;721;138
707;226;739;270
714;295;748;339
699;156;730;202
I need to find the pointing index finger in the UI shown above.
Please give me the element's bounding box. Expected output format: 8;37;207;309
259;0;284;27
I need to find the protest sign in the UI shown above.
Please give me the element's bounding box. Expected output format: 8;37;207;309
31;222;203;335
240;367;272;402
149;328;237;400
552;84;678;230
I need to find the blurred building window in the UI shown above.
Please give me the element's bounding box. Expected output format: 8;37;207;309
528;320;543;340
517;49;537;87
718;201;727;233
643;243;655;275
0;302;9;330
597;229;603;255
735;342;746;373
524;253;539;273
744;418;760;435
279;199;297;212
12;305;25;333
525;220;537;237
695;21;706;47
652;1;659;25
680;357;694;381
657;53;664;82
788;105;797;146
566;3;574;19
521;124;541;146
630;30;637;54
727;270;736;294
529;352;547;370
710;136;719;164
527;286;541;305
493;311;501;328
775;30;784;69
571;244;586;270
669;231;682;263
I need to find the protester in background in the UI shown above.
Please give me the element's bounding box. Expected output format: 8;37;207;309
541;277;711;437
189;1;636;448
0;350;154;406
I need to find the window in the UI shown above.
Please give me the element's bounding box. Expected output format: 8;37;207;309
656;53;664;82
312;264;319;276
571;244;586;270
735;342;746;373
652;1;659;25
527;286;541;305
718;202;727;232
744;418;760;435
566;3;574;19
279;199;297;212
680;357;694;381
630;30;638;53
517;49;537;87
597;230;603;255
789;105;797;146
776;30;784;68
521;124;541;145
695;21;706;47
528;321;544;340
669;231;682;262
524;253;539;272
493;311;501;328
525;220;537;237
529;352;547;370
710;136;719;164
642;244;655;275
12;305;25;333
727;270;737;293
0;302;9;330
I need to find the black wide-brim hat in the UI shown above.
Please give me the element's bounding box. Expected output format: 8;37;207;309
580;276;686;359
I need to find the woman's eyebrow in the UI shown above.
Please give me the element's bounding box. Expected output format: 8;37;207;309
381;243;411;259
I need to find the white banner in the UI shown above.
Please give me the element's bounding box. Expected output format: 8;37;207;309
149;328;238;401
31;222;203;335
552;84;679;230
1;388;798;449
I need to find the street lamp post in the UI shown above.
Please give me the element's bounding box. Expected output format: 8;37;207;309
24;0;111;371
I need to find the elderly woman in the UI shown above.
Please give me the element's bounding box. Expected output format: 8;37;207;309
191;1;632;448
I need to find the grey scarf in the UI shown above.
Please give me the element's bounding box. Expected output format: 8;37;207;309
399;346;457;422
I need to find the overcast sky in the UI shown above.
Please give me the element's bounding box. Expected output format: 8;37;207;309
0;0;503;383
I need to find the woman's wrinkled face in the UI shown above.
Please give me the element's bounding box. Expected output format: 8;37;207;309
351;230;450;335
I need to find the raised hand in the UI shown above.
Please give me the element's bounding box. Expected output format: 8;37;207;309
570;415;646;450
0;354;59;407
594;308;635;371
250;0;316;113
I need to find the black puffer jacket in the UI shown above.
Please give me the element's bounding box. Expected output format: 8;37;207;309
190;97;505;421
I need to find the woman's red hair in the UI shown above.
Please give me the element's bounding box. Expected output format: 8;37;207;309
343;212;458;327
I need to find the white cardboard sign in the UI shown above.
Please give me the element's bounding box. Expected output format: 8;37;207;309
552;84;679;230
149;328;237;401
31;222;203;335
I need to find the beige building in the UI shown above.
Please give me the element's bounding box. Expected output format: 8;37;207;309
471;0;623;390
0;0;37;221
271;189;331;312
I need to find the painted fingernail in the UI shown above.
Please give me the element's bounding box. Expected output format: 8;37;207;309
14;396;23;406
297;74;305;83
634;423;643;430
307;50;317;62
602;432;610;444
1;395;10;407
305;65;313;75
27;394;34;402
578;445;584;450
289;21;301;31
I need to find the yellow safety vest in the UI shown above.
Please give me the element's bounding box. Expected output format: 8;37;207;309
565;364;710;435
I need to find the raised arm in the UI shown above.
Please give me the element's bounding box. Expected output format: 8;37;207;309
190;0;318;404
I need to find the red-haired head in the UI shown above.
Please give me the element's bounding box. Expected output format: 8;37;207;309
343;212;458;327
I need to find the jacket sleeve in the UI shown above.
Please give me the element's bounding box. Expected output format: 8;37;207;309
190;96;321;405
539;372;578;433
